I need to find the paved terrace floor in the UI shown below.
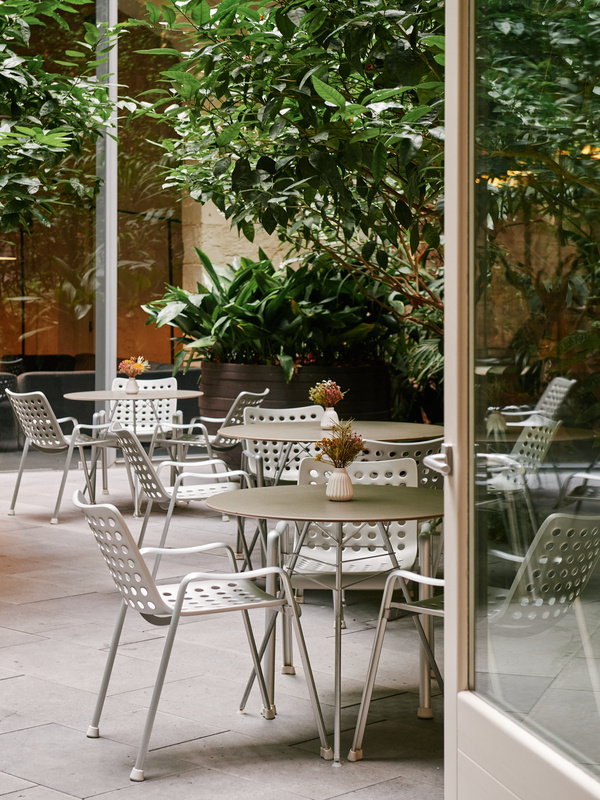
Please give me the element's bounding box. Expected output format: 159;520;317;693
0;461;444;800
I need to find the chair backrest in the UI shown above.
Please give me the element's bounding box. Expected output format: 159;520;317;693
490;512;600;636
534;377;576;419
210;388;270;450
296;457;420;565
358;438;444;490
111;377;178;432
5;389;69;451
509;414;561;479
243;404;324;482
73;491;172;617
113;426;171;504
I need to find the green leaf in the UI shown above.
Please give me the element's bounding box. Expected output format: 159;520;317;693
278;353;295;382
145;2;161;24
191;0;211;26
312;76;346;108
371;142;387;185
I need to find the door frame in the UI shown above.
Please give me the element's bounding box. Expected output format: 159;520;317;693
444;1;600;797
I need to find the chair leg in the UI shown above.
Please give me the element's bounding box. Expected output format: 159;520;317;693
88;601;128;738
348;574;397;762
51;440;76;524
281;608;295;674
289;605;333;760
130;610;183;781
240;609;276;720
8;438;30;516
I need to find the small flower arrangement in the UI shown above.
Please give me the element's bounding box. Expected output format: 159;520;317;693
309;380;346;409
315;421;364;469
118;356;150;378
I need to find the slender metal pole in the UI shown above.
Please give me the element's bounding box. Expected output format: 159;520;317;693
95;0;118;394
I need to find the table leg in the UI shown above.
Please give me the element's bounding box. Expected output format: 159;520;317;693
333;520;343;765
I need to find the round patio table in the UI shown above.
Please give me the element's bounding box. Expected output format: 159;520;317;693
206;482;444;765
220;420;443;443
221;420;444;484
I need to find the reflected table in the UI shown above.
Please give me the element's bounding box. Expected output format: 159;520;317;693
206;483;444;764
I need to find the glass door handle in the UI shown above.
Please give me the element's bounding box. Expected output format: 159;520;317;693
423;444;453;476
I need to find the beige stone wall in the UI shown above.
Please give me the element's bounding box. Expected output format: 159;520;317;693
181;199;287;291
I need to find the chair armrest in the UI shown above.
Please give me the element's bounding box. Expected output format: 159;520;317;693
388;569;445;588
157;457;228;474
477;453;524;472
141;540;238;569
489;548;524;563
193;414;226;424
241;449;265;486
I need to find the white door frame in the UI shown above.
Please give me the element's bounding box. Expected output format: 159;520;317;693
444;1;600;797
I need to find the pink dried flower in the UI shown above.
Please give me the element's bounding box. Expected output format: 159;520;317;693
309;380;346;408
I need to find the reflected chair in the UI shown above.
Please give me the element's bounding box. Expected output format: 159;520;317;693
150;387;270;462
6;389;110;524
479;414;561;555
241;404;324;486
113;426;256;568
73;491;332;781
496;376;576;426
348;511;600;762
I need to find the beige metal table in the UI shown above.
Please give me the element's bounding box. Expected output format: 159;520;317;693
65;389;203;434
206;483;444;764
221;420;444;484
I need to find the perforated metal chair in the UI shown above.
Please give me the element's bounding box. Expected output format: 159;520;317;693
113;426;257;567
480;414;562;554
241;404;324;485
497;376;576;426
73;491;332;781
150;387;270;461
6;389;110;524
348;511;600;762
359;438;444;489
108;377;181;444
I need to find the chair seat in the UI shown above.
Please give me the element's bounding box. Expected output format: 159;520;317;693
157;577;285;615
163;481;240;502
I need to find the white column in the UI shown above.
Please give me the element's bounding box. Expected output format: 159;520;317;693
95;0;118;391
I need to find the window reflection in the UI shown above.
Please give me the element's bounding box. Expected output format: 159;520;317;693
473;0;600;776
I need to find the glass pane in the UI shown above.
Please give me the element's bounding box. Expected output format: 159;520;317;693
472;0;600;776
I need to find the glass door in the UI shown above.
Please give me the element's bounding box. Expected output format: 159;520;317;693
445;0;600;797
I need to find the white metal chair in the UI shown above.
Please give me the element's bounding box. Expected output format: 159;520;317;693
495;376;576;426
359;437;444;490
73;491;332;781
480;414;562;554
109;376;181;442
6;389;111;524
150;387;270;461
241;404;324;485
348;511;600;762
263;457;428;683
113;426;256;568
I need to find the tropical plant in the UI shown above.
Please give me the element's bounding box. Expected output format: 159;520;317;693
143;249;401;382
0;0;115;232
131;0;445;339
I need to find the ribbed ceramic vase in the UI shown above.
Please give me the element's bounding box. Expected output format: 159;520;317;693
320;406;340;429
326;467;354;502
125;377;139;395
